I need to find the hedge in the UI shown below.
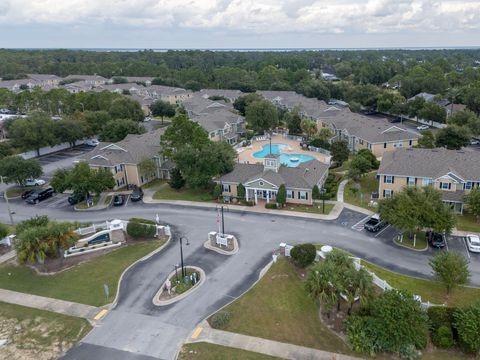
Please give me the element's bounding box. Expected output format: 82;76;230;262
290;243;316;268
128;217;157;225
265;203;278;209
126;222;156;239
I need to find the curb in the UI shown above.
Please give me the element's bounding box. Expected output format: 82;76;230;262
110;234;172;308
152;266;206;306
393;238;428;252
203;236;239;256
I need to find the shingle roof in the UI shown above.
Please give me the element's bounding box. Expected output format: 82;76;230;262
81;128;165;167
219;159;328;190
378;148;480;181
191;109;243;133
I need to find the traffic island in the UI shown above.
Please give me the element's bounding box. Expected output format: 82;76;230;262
153;266;206;306
204;232;239;255
393;232;428;252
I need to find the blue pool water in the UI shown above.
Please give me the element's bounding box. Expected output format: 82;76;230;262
252;143;315;167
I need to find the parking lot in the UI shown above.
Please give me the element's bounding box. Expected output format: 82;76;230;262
13;192;73;210
37;144;95;166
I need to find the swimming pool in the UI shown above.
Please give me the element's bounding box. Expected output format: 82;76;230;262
252;143;315;167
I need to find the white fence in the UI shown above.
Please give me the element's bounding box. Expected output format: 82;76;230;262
308;145;331;156
75;221;109;236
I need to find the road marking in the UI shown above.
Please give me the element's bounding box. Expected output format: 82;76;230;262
124;195;130;207
351;216;370;231
374;224;391;238
94;309;108;321
463;237;471;259
191;327;203;339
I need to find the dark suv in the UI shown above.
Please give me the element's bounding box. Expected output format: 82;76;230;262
68;193;85;205
426;231;446;248
130;187;144;202
25;187;54;204
364;214;387;232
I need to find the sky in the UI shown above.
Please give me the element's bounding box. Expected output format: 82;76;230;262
0;0;479;49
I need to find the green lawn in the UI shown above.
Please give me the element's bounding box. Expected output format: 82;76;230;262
6;186;43;198
75;195;100;209
0;240;165;307
361;261;480;307
104;195;113;206
344;172;379;209
0;301;91;357
420;350;474;360
153;183;215;202
281;203;334;215
179;343;281;360
142;179;167;189
393;231;427;250
456;211;480;233
210;258;353;355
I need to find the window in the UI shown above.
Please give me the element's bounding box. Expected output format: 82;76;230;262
465;182;473;190
423;178;433;186
298;191;308;200
440;182;451;190
409;140;412;146
286;190;294;199
384;175;394;184
223;184;231;192
407;177;416;186
383;189;393;198
359;139;364;145
383;143;387;149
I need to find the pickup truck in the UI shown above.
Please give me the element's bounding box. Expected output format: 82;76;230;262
364;214;387;232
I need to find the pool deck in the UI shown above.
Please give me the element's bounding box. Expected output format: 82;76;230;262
237;135;330;165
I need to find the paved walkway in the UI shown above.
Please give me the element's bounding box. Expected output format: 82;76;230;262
0;288;99;320
0;250;16;265
188;324;361;360
337;179;348;203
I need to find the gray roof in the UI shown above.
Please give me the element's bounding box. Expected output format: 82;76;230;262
27;74;61;81
219;159;328;190
198;89;244;100
191;109;243;133
378;148;480;181
408;92;436;102
64;74;107;82
81;128;165;167
442;190;465;203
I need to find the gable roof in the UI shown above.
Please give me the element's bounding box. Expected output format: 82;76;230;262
218;159;328;190
81;128;165;167
378;148;480;181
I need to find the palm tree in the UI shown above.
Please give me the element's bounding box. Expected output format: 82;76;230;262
305;263;338;318
300;119;318;141
343;267;374;315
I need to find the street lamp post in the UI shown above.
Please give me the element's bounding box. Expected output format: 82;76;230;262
320;187;326;214
179;237;190;278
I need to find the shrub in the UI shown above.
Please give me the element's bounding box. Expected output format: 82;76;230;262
290;243;316;268
242;200;255;206
213;183;223;199
126;222;156;239
129;217;157;225
453;303;480;354
344;315;380;356
433;325;454;349
210;311;231;329
399;344;421;360
427;306;457;346
265;203;277;209
0;223;9;239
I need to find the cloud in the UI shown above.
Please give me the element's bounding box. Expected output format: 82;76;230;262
0;0;479;35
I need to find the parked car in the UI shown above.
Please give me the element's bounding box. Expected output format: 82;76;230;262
466;234;480;253
130;187;144;202
68;193;85;205
364;214;387;232
426;231;446;248
84;138;100;146
25;187;54;204
25;178;46;186
470;139;479;145
21;189;35;199
416;125;429;131
113;194;126;206
143;117;152;122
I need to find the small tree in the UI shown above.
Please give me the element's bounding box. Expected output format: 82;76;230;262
435;125;471;150
0;156;43;187
347;155;372;180
417;130;436;149
168;168;185;189
330;139;349;165
312;184;321;200
454;303;480;354
429;251;470;295
357;149;379;169
150;99;176;124
0;223;9;239
213;183;223;199
466;187;480;222
237;183;246;200
276;184;286;207
290;243;316;268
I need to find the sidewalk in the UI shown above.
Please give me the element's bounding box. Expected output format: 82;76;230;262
0;288;100;320
0;250;16;265
188;323;361;360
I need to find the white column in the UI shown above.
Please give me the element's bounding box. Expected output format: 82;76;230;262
266;191;270;203
254;191;258;204
245;188;249;201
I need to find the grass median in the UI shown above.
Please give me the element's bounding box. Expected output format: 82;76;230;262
153;183;215;202
0;240;165;307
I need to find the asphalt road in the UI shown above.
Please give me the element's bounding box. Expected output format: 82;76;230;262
1;201;479;359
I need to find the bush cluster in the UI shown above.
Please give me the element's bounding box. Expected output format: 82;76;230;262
128;217;157;225
265;203;278;209
126;221;156;239
242;200;255;206
290;243;316;268
210;311;231;329
427;307;456;349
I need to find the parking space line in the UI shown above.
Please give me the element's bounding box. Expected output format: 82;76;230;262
463;237;471;259
374;224;391;238
351;216;370;231
124;195;130;207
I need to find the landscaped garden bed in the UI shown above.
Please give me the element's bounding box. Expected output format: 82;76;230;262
154;266;205;305
153;183;215;202
394;231;428;250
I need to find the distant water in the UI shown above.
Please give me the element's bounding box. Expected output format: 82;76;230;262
7;46;480;52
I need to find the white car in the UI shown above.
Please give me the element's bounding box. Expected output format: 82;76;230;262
466;234;480;253
416;125;429;131
84;139;100;146
470;139;479;145
25;178;46;186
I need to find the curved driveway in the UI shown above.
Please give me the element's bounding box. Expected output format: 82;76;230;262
1;200;479;359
